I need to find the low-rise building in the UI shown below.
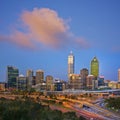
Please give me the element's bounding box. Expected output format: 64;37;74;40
98;76;104;86
16;75;27;91
33;82;46;92
53;79;66;91
108;81;118;89
117;82;120;89
0;82;5;91
86;75;98;90
69;74;83;90
46;75;53;91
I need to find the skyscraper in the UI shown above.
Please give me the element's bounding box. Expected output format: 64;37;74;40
26;69;33;90
26;69;33;77
80;68;89;89
118;69;120;82
90;56;99;79
36;70;44;84
68;51;74;82
7;66;19;89
46;75;53;91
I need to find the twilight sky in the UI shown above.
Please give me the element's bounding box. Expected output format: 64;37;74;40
0;0;120;81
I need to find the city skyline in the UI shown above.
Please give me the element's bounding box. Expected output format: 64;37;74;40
0;0;120;81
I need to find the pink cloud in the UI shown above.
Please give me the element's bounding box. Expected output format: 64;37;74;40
10;31;34;48
20;8;69;48
0;32;34;49
0;8;90;50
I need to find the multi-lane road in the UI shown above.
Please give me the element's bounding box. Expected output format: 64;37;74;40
64;98;120;120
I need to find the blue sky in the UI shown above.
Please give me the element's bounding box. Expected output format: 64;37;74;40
0;0;120;81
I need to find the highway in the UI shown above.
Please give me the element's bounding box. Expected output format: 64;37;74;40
66;98;120;120
63;101;104;120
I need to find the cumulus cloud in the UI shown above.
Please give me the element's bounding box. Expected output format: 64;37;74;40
10;31;34;48
0;8;90;50
21;8;70;48
0;32;34;48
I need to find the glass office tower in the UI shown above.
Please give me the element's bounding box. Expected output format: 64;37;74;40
7;66;19;88
90;56;99;79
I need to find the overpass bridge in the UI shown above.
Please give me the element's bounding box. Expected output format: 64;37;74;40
46;89;120;95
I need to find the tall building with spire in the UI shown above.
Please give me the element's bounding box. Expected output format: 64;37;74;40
90;56;99;79
68;51;74;83
118;69;120;82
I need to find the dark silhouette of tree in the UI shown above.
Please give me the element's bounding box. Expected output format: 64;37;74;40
62;112;79;120
0;97;86;120
105;97;120;110
79;116;86;120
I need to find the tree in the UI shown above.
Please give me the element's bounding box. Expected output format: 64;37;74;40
79;116;86;120
63;112;79;120
105;97;120;110
0;97;82;120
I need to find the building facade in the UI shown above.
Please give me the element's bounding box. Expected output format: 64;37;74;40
0;82;5;91
26;69;33;90
36;70;44;84
68;51;74;83
118;69;120;82
80;68;89;89
16;75;27;91
86;75;96;90
69;74;82;90
98;76;104;86
46;75;53;91
108;81;118;89
54;82;63;91
90;56;99;79
32;76;36;85
7;66;19;89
